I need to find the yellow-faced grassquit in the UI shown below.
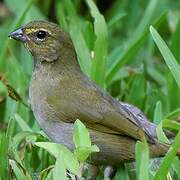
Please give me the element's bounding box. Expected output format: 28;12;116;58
9;21;173;165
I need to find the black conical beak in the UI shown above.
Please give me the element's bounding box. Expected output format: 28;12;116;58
8;28;28;42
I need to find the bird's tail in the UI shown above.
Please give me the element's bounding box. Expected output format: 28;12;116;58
120;102;175;141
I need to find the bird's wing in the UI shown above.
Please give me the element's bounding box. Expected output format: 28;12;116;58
47;75;155;141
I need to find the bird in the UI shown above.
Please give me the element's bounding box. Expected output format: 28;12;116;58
9;21;173;165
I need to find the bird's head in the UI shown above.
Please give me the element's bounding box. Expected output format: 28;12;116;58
9;21;74;63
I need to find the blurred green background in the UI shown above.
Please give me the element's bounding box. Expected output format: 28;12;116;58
0;0;180;179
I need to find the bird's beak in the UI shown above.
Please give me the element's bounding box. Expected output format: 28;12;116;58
8;28;28;42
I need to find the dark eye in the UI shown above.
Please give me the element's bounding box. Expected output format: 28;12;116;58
36;30;47;40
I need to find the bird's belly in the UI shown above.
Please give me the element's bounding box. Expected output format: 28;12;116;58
29;78;75;148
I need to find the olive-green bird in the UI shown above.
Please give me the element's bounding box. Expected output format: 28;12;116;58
9;21;172;165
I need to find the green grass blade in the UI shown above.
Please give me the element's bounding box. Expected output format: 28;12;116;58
0;133;9;179
69;24;92;76
9;160;26;180
106;12;167;85
73;119;91;148
165;108;180;119
35;142;79;175
125;72;146;109
14;113;32;132
132;0;158;39
156;122;169;143
171;20;180;63
115;165;130;180
86;0;108;88
10;161;23;179
135;140;149;180
172;158;180;177
166;73;180;111
163;119;180;131
107;12;126;29
150;26;180;88
63;0;92;76
153;101;169;143
150;93;167;144
55;0;68;31
154;131;180;180
153;101;162;125
0;0;34;70
53;154;68;180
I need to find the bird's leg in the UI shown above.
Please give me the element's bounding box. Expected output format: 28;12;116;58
104;166;115;180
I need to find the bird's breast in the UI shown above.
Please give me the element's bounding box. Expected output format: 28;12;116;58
30;67;65;122
29;67;78;149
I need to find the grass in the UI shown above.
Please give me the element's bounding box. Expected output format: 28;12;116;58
0;0;180;179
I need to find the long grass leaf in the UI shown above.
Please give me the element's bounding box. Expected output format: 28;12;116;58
135;140;149;180
132;0;158;39
53;154;68;180
86;0;108;88
153;101;162;125
0;134;9;178
106;12;167;85
154;131;180;180
0;0;34;70
150;26;180;88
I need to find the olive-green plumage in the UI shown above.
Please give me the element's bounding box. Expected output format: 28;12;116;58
9;21;172;165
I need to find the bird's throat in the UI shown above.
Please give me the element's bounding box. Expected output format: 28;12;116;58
32;48;81;77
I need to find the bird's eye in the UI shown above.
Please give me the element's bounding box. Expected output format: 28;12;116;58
36;30;47;40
